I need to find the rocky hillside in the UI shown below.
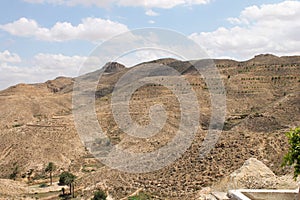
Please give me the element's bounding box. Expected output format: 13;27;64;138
0;54;299;199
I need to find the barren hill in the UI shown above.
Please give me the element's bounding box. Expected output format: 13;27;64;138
0;54;299;199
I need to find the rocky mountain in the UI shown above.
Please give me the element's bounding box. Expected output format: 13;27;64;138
0;54;299;199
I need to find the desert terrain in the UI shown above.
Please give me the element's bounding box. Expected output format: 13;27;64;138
0;54;299;199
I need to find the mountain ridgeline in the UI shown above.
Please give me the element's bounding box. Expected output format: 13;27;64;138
0;54;299;199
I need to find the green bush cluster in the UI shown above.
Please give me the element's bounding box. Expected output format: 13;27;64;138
92;189;107;200
282;127;300;179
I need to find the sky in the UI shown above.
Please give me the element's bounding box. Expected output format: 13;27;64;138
0;0;299;89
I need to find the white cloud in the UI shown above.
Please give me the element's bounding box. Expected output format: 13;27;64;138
145;9;159;16
148;20;156;24
0;50;21;63
190;0;300;60
0;53;101;90
0;63;47;90
23;0;211;8
0;17;129;42
32;53;86;72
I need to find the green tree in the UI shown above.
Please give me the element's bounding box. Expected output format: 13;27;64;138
282;127;300;179
59;171;76;198
45;162;56;185
92;189;107;200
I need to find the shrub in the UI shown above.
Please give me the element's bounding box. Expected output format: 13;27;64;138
282;127;300;179
92;189;107;200
12;123;23;128
128;192;151;200
39;183;48;188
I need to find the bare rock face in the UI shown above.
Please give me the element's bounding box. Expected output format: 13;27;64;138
103;62;126;73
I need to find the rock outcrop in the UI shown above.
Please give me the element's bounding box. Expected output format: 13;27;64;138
215;158;298;192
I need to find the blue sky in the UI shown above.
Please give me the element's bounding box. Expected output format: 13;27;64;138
0;0;299;89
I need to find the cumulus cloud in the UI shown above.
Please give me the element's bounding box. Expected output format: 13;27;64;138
23;0;211;9
190;0;300;60
0;50;21;63
32;53;87;72
0;53;101;90
0;17;129;42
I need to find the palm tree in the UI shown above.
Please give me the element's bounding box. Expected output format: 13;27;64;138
59;171;76;198
45;162;56;185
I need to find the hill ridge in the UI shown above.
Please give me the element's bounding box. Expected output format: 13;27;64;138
0;54;299;199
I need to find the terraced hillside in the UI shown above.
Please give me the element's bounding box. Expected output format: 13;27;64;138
0;54;299;199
